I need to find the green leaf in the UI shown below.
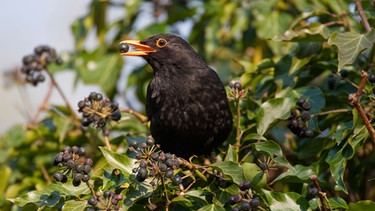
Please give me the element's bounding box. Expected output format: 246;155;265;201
197;204;226;211
273;164;319;183
326;145;347;193
224;144;238;163
185;190;210;207
349;200;375;211
257;97;293;135
328;30;375;70
99;147;135;177
62;200;87;211
273;23;330;42
210;161;246;184
263;189;309;211
254;140;293;169
241;163;268;190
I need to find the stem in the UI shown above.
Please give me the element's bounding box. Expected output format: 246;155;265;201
348;71;375;142
309;175;327;211
355;0;372;32
120;108;148;123
86;181;96;197
103;129;112;150
31;80;54;125
45;70;78;120
310;109;351;118
235;99;242;152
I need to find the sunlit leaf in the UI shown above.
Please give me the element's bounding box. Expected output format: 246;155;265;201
328;30;375;70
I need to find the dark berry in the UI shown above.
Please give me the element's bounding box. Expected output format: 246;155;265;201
172;175;182;185
165;169;174;179
238;180;251;191
232;207;240;211
240;201;251;211
297;98;305;107
53;171;64;182
340;69;348;78
301;101;311;111
136;167;148;182
290;109;300;119
77;147;86;156
103;190;112;198
34;46;44;55
301;111;311;121
165;158;174;167
83;164;91;174
129;141;138;149
369;73;375;83
147;138;155;146
55;153;63;163
62;153;72;161
82;174;90;182
110;102;119;110
250;197;260;207
111;197;119;205
81;117;93;127
66;159;75;169
55;57;63;65
63;146;72;153
75;173;83;181
88;92;98;101
228;194;242;205
287;119;299;129
78;100;86;109
96;93;103;101
111;112;121;121
233;82;242;90
22;55;35;65
119;43;130;53
159;163;168;172
327;75;335;89
308;187;319;196
71;146;79;154
76;164;84;173
139;160;147;168
85;158;94;166
87;196;97;206
151;153;159;161
218;180;230;188
304;128;314;138
259;162;268;171
72;179;81;187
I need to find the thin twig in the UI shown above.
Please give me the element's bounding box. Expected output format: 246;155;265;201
310;109;351;118
235;98;242;153
355;0;372;32
348;71;375;142
45;70;78;120
120;108;148;123
309;175;327;211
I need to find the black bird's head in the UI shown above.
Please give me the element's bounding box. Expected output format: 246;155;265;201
119;33;206;73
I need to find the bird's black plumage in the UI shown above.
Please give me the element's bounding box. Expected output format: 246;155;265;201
120;33;233;158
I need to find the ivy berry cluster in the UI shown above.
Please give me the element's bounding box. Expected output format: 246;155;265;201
129;137;183;187
21;45;63;86
52;146;93;187
228;180;261;211
78;92;121;129
87;190;122;211
287;98;314;138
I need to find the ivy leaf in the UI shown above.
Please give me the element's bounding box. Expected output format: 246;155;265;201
197;204;226;211
253;140;293;169
328;30;375;70
257;97;293;135
210;161;246;184
349;200;375;211
262;189;309;211
62;200;87;211
99;147;135;177
273;22;330;42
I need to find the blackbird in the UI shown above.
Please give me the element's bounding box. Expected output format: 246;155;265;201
119;33;233;158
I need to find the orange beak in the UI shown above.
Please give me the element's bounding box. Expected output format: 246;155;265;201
119;40;156;56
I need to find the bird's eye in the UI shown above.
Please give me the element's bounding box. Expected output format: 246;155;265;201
156;38;168;48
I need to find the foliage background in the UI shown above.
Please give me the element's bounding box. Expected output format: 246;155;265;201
2;0;375;210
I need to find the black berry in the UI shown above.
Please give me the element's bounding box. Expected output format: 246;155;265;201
250;197;260;207
172;175;182;185
301;101;311;111
327;75;335;89
165;169;174;179
301;111;311;121
87;196;97;206
119;43;130;53
369;74;375;83
238;180;251;191
340;69;348;78
53;171;64;182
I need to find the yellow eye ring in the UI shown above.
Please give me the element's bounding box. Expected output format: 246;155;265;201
156;38;168;48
